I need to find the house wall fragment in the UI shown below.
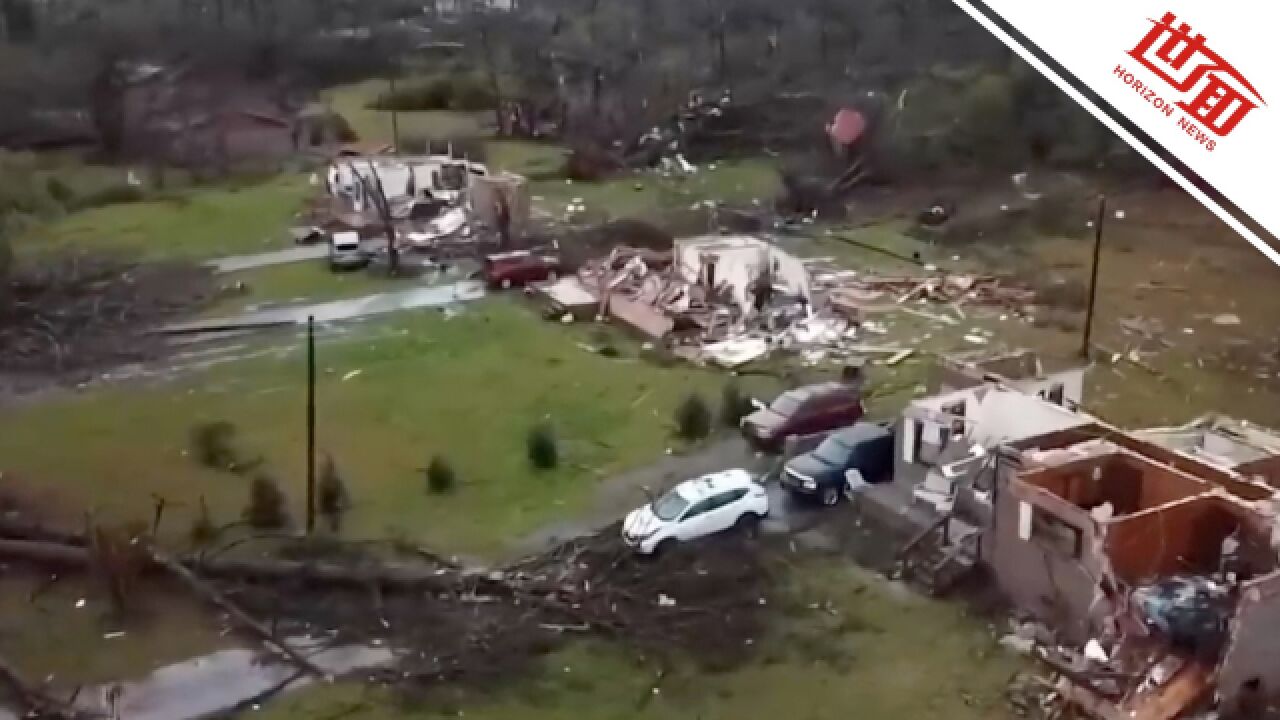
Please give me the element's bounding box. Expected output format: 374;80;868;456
985;469;1110;642
1218;571;1280;711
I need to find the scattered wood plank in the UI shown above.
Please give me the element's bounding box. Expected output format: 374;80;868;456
897;306;959;326
847;345;909;355
884;349;915;366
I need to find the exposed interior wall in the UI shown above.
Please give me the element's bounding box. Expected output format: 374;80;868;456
1237;455;1280;489
1021;453;1207;517
469;172;531;236
1218;571;1280;710
1103;496;1259;584
674;236;811;313
1013;424;1276;502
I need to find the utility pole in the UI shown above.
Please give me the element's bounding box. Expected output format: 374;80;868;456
305;315;316;534
388;72;401;154
1080;195;1106;359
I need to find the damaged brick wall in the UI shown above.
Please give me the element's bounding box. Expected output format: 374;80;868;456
1218;571;1280;712
1011;423;1275;502
1102;497;1246;584
984;466;1107;643
1022;453;1208;516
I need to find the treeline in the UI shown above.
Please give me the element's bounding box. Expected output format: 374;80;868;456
0;0;1143;175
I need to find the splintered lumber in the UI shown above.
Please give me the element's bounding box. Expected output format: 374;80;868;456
146;548;326;678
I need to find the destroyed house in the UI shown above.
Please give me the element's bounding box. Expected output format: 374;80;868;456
851;383;1094;592
930;348;1086;409
895;382;1092;517
328;156;490;208
1137;415;1280;490
986;423;1280;716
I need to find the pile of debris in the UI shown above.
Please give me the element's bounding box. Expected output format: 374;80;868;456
0;516;777;716
1002;573;1251;720
0;253;215;375
318;154;531;270
535;233;1038;371
228;526;775;702
806;261;1036;318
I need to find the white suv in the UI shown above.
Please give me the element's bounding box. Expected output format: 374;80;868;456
622;469;769;555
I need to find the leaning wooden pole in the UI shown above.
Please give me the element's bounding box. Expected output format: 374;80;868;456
1080;195;1106;358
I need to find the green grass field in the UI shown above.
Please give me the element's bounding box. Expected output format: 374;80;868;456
205;261;422;316
321;78;781;226
324;79;491;146
0;300;747;557
15;175;312;261
531;158;780;225
0;574;231;686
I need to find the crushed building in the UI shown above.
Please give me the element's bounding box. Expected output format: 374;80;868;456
1136;415;1280;488
930;347;1086;408
995;425;1280;718
863;378;1280;719
316;153;532;265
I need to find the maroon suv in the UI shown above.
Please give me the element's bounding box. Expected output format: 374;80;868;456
740;382;865;453
482;251;562;289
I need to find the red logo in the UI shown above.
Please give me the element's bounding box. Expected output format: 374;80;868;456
1128;12;1265;138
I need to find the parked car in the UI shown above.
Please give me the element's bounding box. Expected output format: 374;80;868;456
781;422;895;506
328;230;368;272
740;382;865;453
622;469;768;555
482;250;562;289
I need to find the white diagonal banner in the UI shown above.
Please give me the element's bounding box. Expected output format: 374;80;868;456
954;1;1280;267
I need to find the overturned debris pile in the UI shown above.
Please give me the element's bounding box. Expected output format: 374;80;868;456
0;253;214;375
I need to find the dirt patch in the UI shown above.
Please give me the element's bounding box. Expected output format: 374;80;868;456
0;252;215;381
552;219;675;271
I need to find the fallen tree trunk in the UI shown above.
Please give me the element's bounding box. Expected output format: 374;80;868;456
145;548;326;678
0;539;326;677
0;538;534;597
0;518;86;546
